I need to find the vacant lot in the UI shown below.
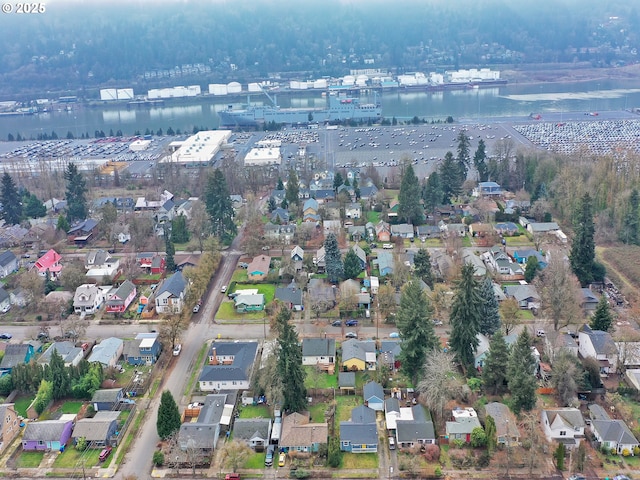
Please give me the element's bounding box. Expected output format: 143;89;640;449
598;245;640;303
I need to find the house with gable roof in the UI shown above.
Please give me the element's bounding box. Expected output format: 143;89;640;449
22;418;74;451
446;407;482;443
541;407;585;449
503;284;541;310
342;339;376;371
589;404;639;455
290;245;304;263
302;338;335;367
482;245;524;277
248;255;271;281
233;418;272;450
34;249;63;279
375;220;391;242
351;244;367;270
280;412;328;453
38;341;84;367
580;288;600;315
0;404;19;453
155;271;188;314
199;342;258;391
340;405;377;453
124;332;161;365
396;405;436;449
512;249;547;268
484;402;520;445
85;250;120;280
376;251;394;277
67;218;100;246
88;337;124;368
0;343;34;374
178;393;227;454
363;381;384;411
74;284;109;315
579;325;619;374
345;202;362;220
234;293;265;312
275;284;303;310
106;280;137;313
72;411;120;448
0;251;18;278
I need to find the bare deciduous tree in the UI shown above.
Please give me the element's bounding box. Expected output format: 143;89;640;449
535;253;582;331
219;440;251;472
499;298;521;336
417;349;463;422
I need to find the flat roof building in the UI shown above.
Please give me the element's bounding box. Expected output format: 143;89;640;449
162;130;232;166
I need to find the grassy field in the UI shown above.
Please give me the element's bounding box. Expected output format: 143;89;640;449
232;283;277;303
243;451;266;469
238;404;270;419
231;270;248;283
341;452;378;469
215;301;267;321
14;395;35;417
504;236;534;246
308;402;329;423
599;245;640;302
184;342;209;396
60;401;84;414
16;451;44;468
335;395;363;423
366;211;381;224
53;447;101;468
304;367;338;389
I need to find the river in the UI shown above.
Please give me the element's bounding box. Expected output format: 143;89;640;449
1;78;639;140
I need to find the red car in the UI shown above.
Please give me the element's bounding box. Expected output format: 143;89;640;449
99;446;112;462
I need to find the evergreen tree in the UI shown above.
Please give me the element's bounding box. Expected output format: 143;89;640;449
482;331;510;394
64;163;88;222
275;308;307;411
57;214;70;233
352;177;360;199
439;152;462;203
485;414;497;454
422;172;443;212
277;177;284;191
47;349;70;400
449;264;482;372
590;295;613;332
333;172;344;191
398;164;424;224
343;249;362;279
324;233;343;283
157;390;181;440
569;192;596;286
170;214;190;243
478;276;501;336
204;169;237;244
620;188;640;245
285;169;300;207
507;329;537;413
524;255;541;283
413;248;434;288
23;193;46;218
473;139;489;182
456;130;471;179
0;173;22;225
267;197;277;212
165;235;176;272
397;279;437;385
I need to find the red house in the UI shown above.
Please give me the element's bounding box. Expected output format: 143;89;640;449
34;249;63;279
136;253;165;274
150;255;166;275
106;280;137;314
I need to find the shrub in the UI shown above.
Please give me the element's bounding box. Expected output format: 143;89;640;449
634;446;640;456
434;466;443;477
476;451;490;468
470;427;487;448
452;439;465;449
75;437;87;451
422;444;440;462
622;448;631;457
152;450;164;466
292;469;310;479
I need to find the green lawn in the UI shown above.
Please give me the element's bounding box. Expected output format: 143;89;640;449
336;396;363;423
461;236;472;247
53;447;101;468
60;401;84;414
518;309;535;320
14;395;35;417
505;236;534;246
308;402;329;423
238;405;270;419
341;452;378;469
304;367;338;389
232;283;277;303
243;451;266;469
366;211;381;224
16;451;44;468
231;270;248;283
215;301;267;321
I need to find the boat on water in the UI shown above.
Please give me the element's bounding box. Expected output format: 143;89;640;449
218;91;382;127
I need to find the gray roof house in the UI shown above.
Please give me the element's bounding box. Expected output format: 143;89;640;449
179;393;227;453
233;418;272;450
484;402;520;445
88;337;124;368
446;407;482;443
351;244;367;269
155;271;188;314
338;372;356;392
199;342;258;391
0;250;18;278
503;284;541;310
275;284;303;310
302;338;336;366
92;388;125;411
578;325;619;374
340;405;378;453
396;405;436;448
342;339;376;371
363;381;384;411
72;411;120;447
38;342;84;367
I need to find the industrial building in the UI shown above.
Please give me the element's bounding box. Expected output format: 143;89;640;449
161;130;232;166
244;140;282;167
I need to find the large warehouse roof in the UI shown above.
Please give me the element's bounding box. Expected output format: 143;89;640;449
162;130;232;165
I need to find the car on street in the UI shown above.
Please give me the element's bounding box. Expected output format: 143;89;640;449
265;445;275;467
225;474;240;480
278;452;286;467
0;333;11;340
433;319;443;326
99;446;112;462
613;476;631;480
345;319;358;327
345;332;358;339
567;475;586;480
221;285;227;293
192;304;200;313
389;332;399;338
331;320;342;327
173;344;182;356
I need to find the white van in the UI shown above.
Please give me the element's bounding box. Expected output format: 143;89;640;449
388;437;395;450
382;243;394;249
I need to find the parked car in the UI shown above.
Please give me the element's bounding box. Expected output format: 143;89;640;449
173;344;182;356
278;452;286;467
567;475;586;480
221;285;227;293
331;320;342;327
99;446;112;462
345;332;358;339
37;332;49;341
238;262;248;269
225;474;240;480
536;329;546;337
345;319;358;327
389;332;399;338
0;333;11;340
192;304;200;313
433;319;443;326
265;445;275;467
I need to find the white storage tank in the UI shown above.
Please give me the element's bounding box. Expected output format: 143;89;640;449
356;75;369;87
100;89;118;101
117;88;134;100
227;82;242;94
248;83;262;92
313;79;328;89
209;84;228;95
342;75;355;86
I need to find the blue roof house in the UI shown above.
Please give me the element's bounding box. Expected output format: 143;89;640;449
363;381;384;411
340;405;378;453
376;252;394;277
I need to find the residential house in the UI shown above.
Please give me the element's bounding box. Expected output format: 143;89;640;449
270;189;286;205
359;183;378;202
494;222;519;236
176;255;199;271
0;404;19;453
314;189;335;202
150;255;166;275
391;223;414;239
363;381;384;411
22;418;74;451
307;278;336;310
34;249;63;279
315;246;326;271
338;372;356;394
67;218;100;246
589;404;639;455
504;199;531;214
155;271;188;314
234;294;265;312
323;220;341;236
342;339;376;371
303;198;320;223
526;222;560;234
270;208;290;224
396;405;436;449
462;250;487;277
616;342;640;369
379;340;401;371
302;338;336;367
72;411;120;448
544;332;579;362
124;332;161;365
473;181;503;197
365;222;376;241
376;252;394;277
578;325;619;375
279;412;328;453
475;333;518;370
0;288;10;313
484;402;520;445
512;249;546;268
233;418;272;451
38;342;84;367
347;225;366;242
541;408;585;449
264;223;296;244
275;284;303;311
503;284;541;310
580;288;600;315
482;246;524;277
179;393;227;454
469;223;494;239
199;342;258;391
416;225;441;241
290;245;304;263
106;281;137;314
375;221;391;242
0;343;34;374
337;184;356;202
91;388;125;411
340;405;378;453
85;250;120;281
0;251;18;278
625;369;640;391
388;200;399;219
247;255;271;281
442;223;466;237
345;202;362;220
446;407;482;443
73;284;109;315
88;337;124;368
351;244;367;270
322;202;341;221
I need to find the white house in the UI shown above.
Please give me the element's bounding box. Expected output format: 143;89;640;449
589;404;639;455
154;271;188;314
0;251;18;278
73;284;110;315
578;325;618;375
541;408;585;449
198;342;258;391
302;338;336;367
85;250;120;280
